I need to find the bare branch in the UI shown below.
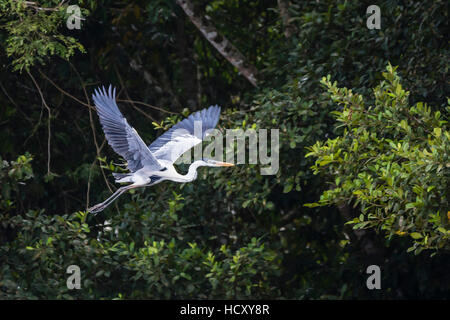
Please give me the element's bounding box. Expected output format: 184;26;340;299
116;99;177;115
27;70;53;176
176;0;259;87
38;69;95;110
128;55;182;110
68;62;114;195
277;0;298;38
16;0;62;12
114;65;156;122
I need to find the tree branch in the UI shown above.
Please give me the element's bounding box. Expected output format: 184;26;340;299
176;0;259;87
337;201;385;260
277;0;298;38
27;70;52;176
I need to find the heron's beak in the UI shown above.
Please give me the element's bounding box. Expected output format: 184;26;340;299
218;162;234;167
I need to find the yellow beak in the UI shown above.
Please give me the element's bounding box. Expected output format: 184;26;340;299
219;162;234;167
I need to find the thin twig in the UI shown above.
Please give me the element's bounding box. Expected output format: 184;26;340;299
16;0;63;12
0;81;33;124
116;99;178;114
114;65;157;122
68;62;114;194
27;70;52;176
68;64;123;215
38;69;95;110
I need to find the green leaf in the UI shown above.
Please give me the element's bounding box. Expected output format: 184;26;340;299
410;232;423;239
433;127;441;138
283;183;293;193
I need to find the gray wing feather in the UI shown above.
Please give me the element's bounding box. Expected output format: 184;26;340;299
149;105;221;163
92;85;163;172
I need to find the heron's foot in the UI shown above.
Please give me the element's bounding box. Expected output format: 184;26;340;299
88;203;105;213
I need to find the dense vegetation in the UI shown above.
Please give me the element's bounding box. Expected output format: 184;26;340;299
0;0;448;299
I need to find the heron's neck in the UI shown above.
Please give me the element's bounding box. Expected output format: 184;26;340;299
176;160;204;182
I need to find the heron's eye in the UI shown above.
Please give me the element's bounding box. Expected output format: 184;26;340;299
160;167;167;172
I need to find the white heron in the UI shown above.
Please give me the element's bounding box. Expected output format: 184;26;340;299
87;86;233;213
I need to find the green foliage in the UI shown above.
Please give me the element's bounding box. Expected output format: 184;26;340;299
1;0;87;71
0;150;280;298
263;0;448;109
0;162;280;298
146;0;176;24
1;0;449;300
0;153;34;212
306;64;449;255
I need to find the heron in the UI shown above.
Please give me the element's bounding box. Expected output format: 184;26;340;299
87;85;233;213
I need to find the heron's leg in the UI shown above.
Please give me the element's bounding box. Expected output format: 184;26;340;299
88;185;135;213
88;188;125;213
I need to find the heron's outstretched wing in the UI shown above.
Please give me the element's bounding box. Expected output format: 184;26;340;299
92;86;163;172
149;105;221;163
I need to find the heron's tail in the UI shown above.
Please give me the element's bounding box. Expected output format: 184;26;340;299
112;172;133;183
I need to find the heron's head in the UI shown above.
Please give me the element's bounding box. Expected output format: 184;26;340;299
200;158;234;167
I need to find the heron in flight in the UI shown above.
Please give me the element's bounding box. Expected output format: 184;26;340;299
88;86;233;213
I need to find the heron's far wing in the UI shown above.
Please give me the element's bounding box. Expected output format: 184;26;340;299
92;86;163;172
149;105;221;163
